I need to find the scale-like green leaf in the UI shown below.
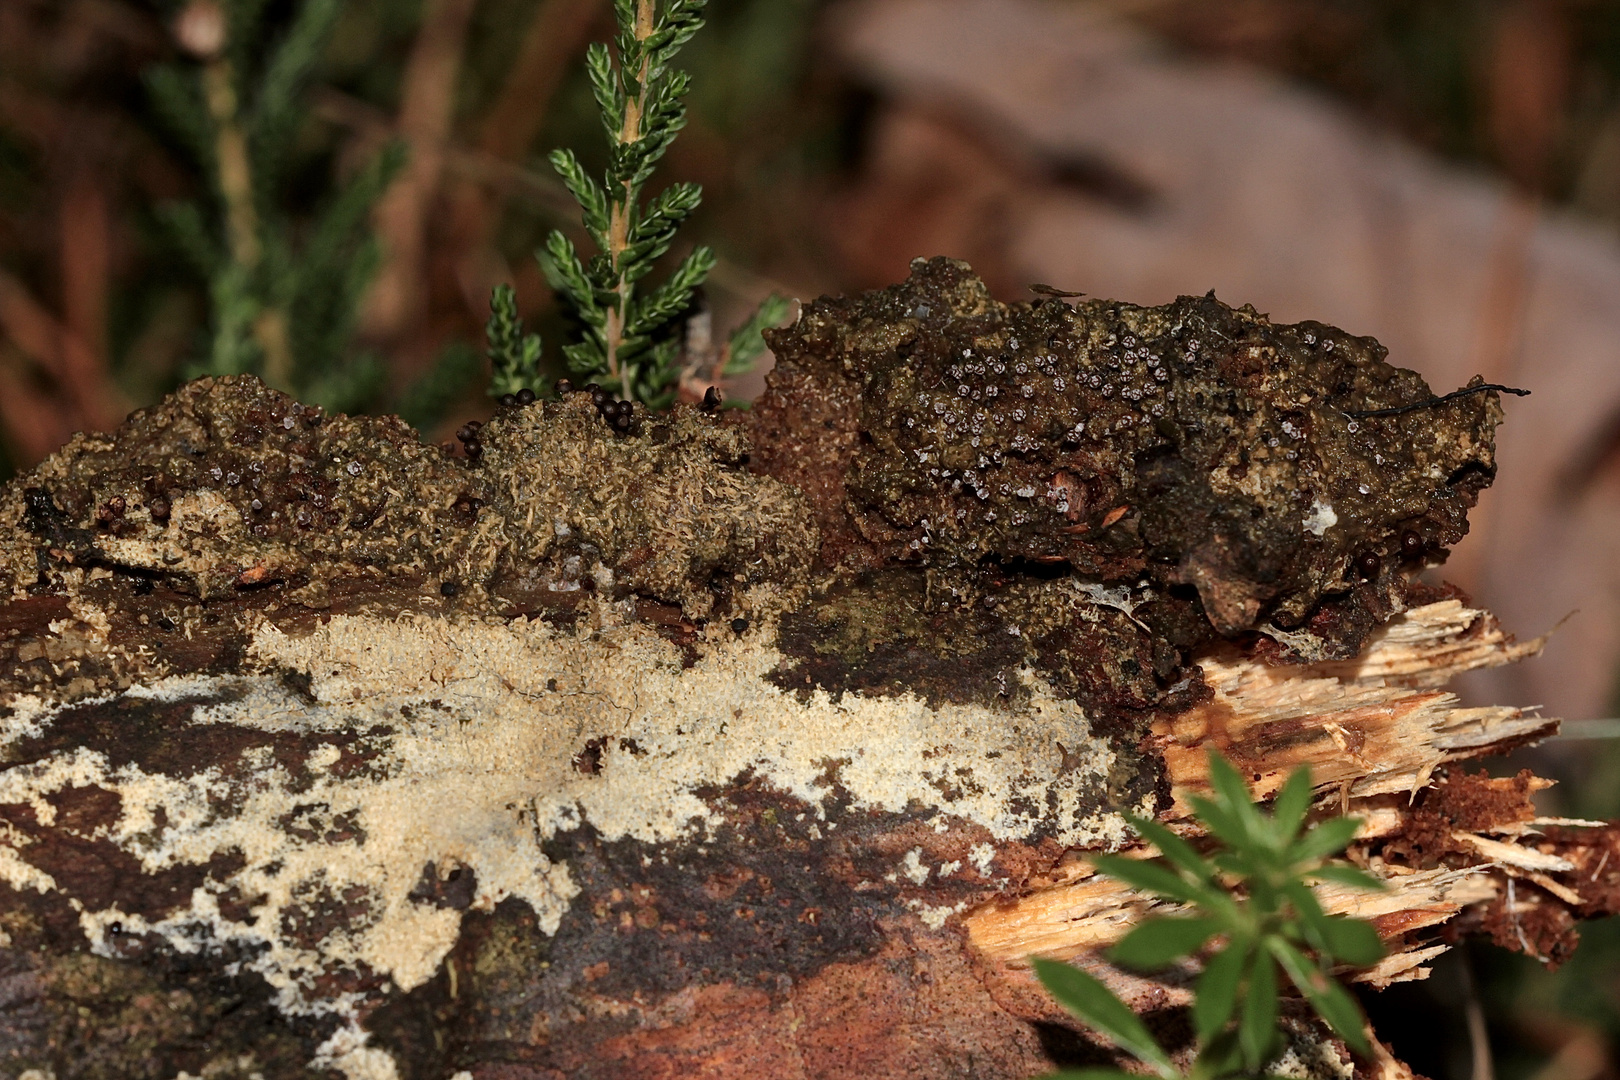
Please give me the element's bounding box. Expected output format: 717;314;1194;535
628;245;716;336
550;149;609;239
155;202;221;278
586;43;622;137
144;67;215;176
1032;959;1178;1079
539;232;597;316
724;293;791;375
1110;916;1220;971
254;0;342;191
397;341;481;429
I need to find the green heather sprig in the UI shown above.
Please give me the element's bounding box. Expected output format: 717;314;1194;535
723;292;791;378
486;284;543;399
1035;753;1388;1080
150;0;402;412
537;0;715;408
501;0;789;409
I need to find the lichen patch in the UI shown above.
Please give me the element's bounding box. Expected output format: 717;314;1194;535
247;612;1138;848
0;608;1139;1044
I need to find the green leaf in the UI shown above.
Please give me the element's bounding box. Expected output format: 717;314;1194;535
144;67;215;177
1091;854;1205;907
225;0;274;74
1281;878;1327;920
1282;879;1376;966
1268;938;1371;1055
1205;752;1265;846
1290;817;1362;864
562;339;606;377
302;352;384;414
485;284;543;397
1124;813;1215;883
1110;917;1219;971
1187;794;1249;851
724;293;791;376
539;232;598;317
627;245;715;336
253;0;342;191
631;182;703;249
1196;1028;1246;1076
1270;765;1315;844
1031;959;1178;1079
1239;950;1279;1071
302;143;405;296
155;201;221;277
1192;941;1247;1041
1307;864;1389;893
1316;916;1384;967
1042;1071;1141;1080
1310;976;1372;1056
550;148;610;240
586;43;623;138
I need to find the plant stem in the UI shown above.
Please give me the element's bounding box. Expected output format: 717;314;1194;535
201;54;294;389
200;60;258;269
604;0;657;401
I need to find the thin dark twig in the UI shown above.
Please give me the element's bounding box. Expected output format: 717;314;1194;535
1346;383;1529;419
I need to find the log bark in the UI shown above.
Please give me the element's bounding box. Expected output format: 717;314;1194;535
0;259;1600;1080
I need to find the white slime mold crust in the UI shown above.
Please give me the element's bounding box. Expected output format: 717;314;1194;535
0;610;1136;1058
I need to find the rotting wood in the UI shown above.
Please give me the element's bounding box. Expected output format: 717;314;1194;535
965;600;1600;1027
0;258;1600;1080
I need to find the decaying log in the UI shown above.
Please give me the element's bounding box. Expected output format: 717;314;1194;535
0;258;1603;1079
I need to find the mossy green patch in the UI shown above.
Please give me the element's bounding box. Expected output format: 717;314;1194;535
0;376;817;688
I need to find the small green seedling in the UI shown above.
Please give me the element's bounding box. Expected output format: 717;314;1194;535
496;0;789;408
486;284;544;400
541;0;713;407
1035;752;1389;1079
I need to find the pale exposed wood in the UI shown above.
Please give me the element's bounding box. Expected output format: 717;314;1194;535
1159;601;1553;810
964;600;1568;996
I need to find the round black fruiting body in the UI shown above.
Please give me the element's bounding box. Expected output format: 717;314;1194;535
1400;529;1426;561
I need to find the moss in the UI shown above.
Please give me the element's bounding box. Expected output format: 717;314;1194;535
0;376;816;645
477;392;817;619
